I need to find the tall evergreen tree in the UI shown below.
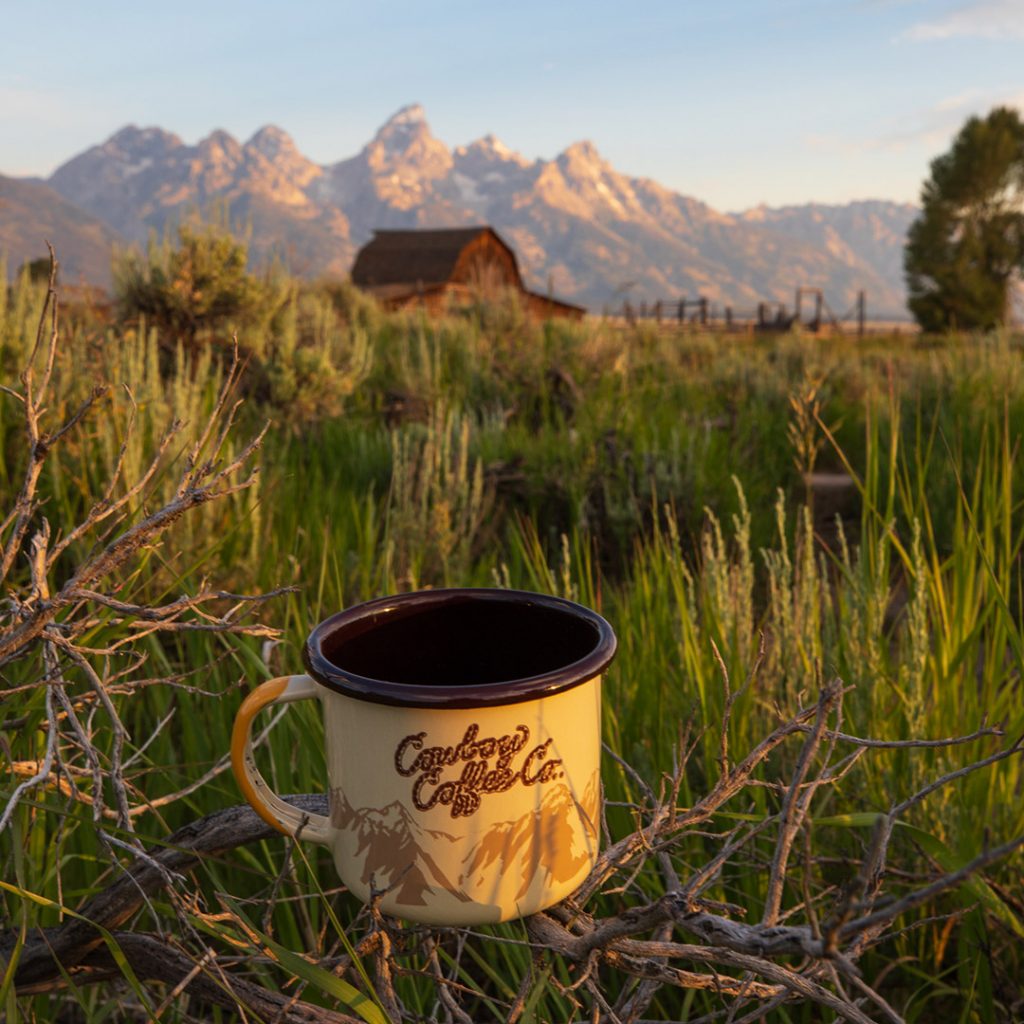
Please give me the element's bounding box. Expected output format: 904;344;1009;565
904;106;1024;332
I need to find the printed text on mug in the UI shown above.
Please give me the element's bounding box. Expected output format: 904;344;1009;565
394;724;564;818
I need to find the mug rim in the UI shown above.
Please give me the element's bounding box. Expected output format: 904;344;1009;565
302;587;616;709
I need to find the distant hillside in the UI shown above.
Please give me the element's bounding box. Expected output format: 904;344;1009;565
4;107;917;316
736;202;916;316
0;175;123;287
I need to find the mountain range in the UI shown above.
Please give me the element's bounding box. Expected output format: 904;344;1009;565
1;104;917;316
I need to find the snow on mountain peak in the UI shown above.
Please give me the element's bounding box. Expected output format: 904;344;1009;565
370;104;441;157
455;134;531;172
480;134;512;157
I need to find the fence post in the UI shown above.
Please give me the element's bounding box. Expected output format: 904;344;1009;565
857;291;866;338
699;297;708;326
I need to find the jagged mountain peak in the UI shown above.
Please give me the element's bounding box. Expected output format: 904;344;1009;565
541;140;650;221
243;124;323;192
373;104;435;147
558;139;606;169
480;132;509;152
246;124;299;157
740;203;771;221
360;102;452;189
456;133;530;169
198;128;242;155
91;125;184;165
385;103;427;126
106;124;183;149
45;125;185;240
555;141;622;197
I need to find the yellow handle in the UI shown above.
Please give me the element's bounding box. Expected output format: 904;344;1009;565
231;674;331;843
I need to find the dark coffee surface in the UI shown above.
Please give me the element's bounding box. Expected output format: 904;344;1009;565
322;600;597;686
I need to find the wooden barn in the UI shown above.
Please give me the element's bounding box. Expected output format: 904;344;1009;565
349;227;586;320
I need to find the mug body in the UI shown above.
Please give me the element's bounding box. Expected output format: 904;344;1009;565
320;679;600;923
304;588;615;925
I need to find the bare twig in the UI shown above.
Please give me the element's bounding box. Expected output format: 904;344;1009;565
763;680;842;925
77;933;364;1024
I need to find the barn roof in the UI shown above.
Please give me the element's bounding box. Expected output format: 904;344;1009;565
350;227;517;288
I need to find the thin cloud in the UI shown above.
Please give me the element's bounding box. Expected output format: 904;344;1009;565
868;87;1024;151
933;89;986;111
802;87;1023;157
904;0;1024;40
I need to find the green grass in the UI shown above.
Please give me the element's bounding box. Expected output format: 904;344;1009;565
3;269;1024;1020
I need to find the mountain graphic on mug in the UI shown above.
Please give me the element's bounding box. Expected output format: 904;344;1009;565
461;773;599;902
330;772;599;907
330;789;472;906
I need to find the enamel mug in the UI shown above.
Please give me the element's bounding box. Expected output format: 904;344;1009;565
231;588;616;925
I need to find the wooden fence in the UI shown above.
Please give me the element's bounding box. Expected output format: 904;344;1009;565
608;287;870;336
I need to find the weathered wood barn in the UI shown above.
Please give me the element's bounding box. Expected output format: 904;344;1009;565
350;227;585;320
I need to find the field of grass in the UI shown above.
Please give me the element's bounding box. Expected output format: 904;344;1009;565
2;267;1024;1022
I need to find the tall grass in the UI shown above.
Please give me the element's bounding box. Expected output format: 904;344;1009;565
3;267;1024;1020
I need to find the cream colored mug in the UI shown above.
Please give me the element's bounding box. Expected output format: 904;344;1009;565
231;588;616;925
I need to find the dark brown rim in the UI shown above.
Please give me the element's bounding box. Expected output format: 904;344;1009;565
302;588;616;709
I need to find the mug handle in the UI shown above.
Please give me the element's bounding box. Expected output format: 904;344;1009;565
231;674;332;844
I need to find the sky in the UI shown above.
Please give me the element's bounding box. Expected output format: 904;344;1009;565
1;0;1022;212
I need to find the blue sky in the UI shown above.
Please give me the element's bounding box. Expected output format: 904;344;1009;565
2;0;1022;211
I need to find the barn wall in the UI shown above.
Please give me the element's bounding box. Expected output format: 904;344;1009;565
451;233;522;293
525;292;586;321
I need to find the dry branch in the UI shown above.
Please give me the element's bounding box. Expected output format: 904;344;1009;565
0;251;287;838
77;934;362;1024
